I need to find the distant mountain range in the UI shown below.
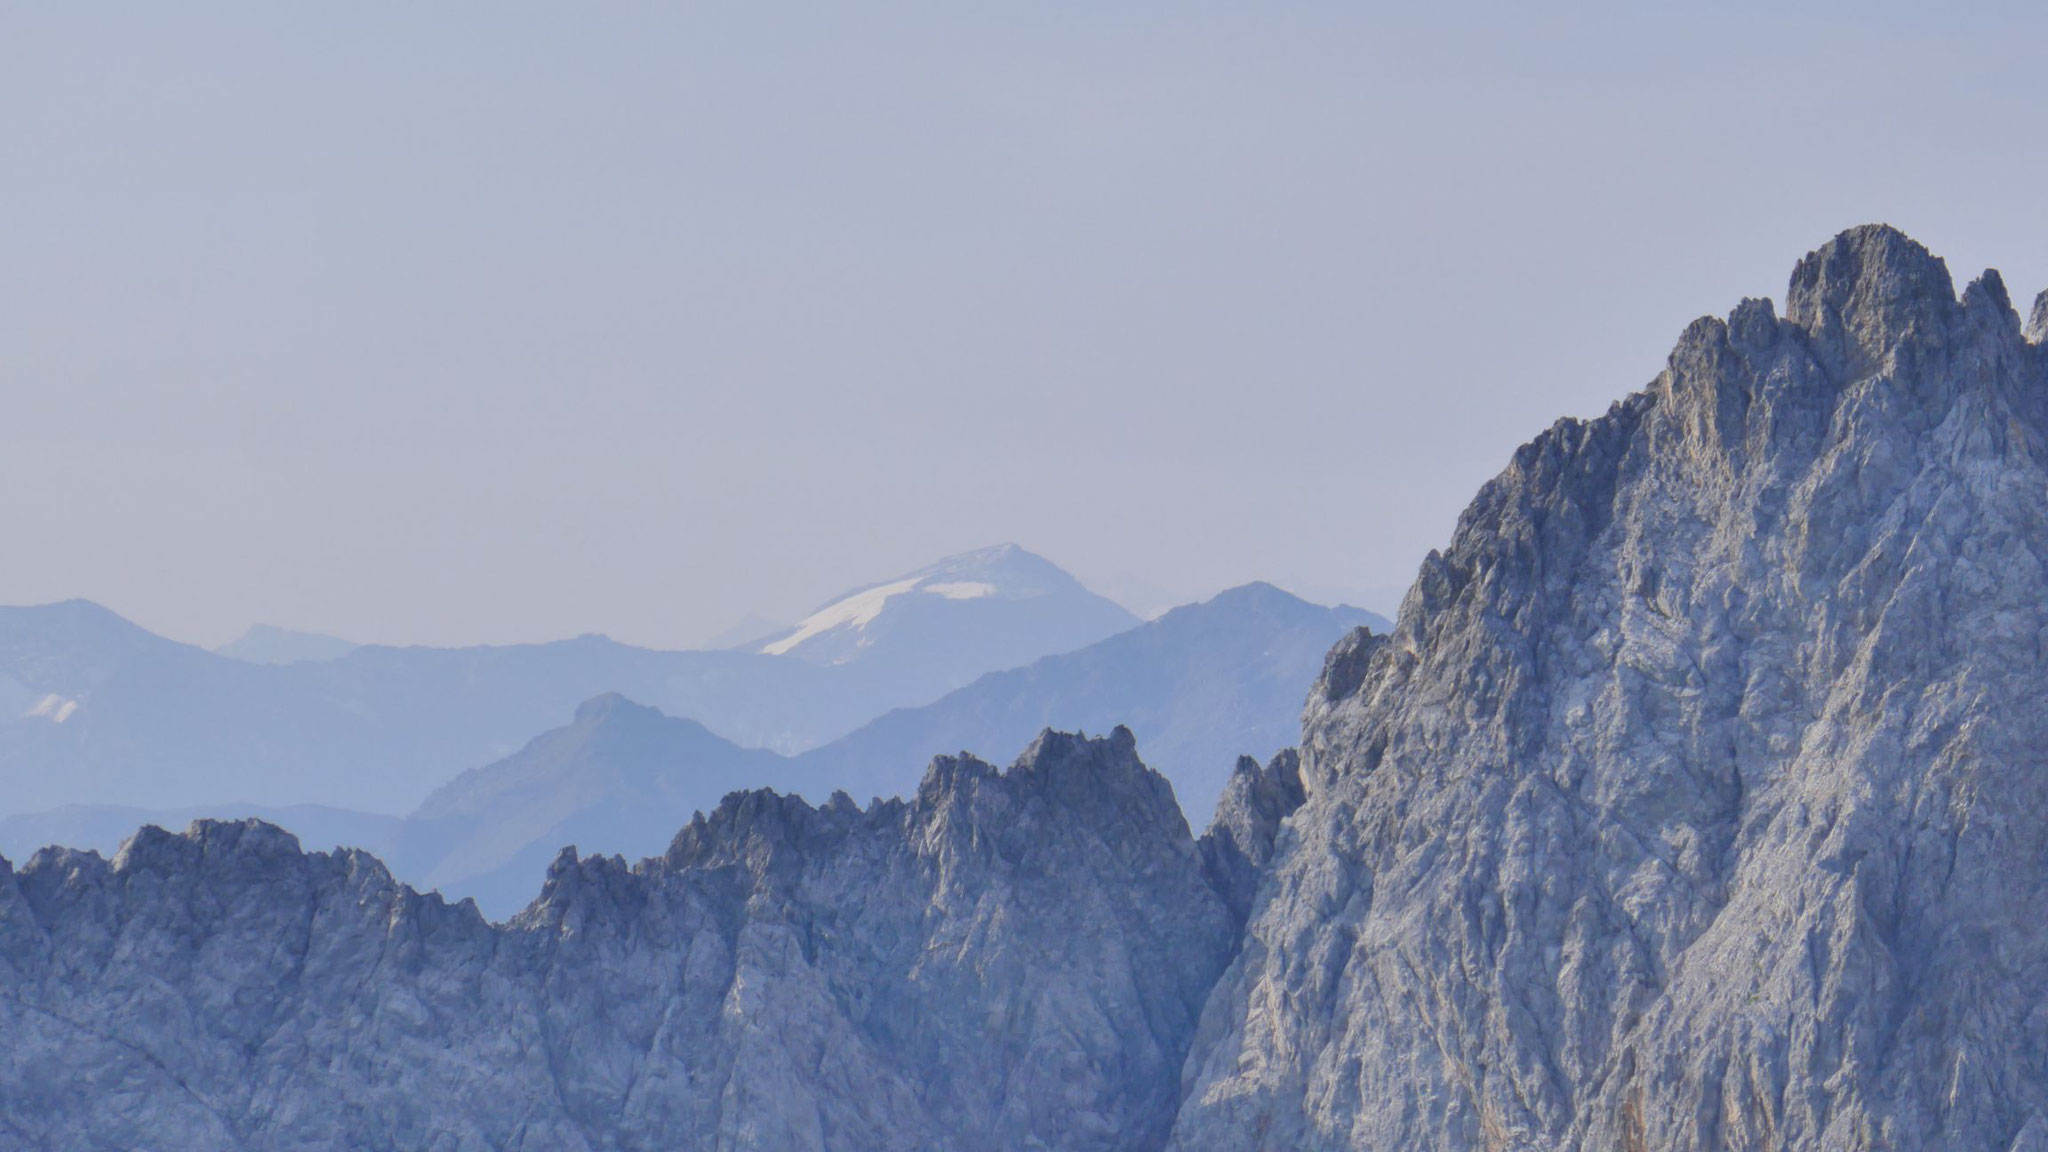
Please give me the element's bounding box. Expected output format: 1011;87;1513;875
214;624;360;665
0;582;1385;918
391;695;793;916
796;581;1378;817
700;612;790;651
0;546;1142;816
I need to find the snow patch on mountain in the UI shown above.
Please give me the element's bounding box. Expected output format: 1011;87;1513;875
751;545;1139;676
759;577;923;656
26;694;77;723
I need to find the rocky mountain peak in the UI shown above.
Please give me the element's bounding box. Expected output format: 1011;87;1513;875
108;817;309;876
659;782;862;875
1198;749;1306;921
1172;225;2048;1151
1002;725;1165;811
1784;222;1958;380
2029;287;2048;344
1962;265;2016;323
569;690;647;724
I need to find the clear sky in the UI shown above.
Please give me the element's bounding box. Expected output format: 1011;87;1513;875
3;2;2044;649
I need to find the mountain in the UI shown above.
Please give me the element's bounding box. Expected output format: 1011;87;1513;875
700;611;790;651
6;225;2043;1150
98;581;1361;919
0;614;847;815
1168;226;2048;1149
390;694;793;917
0;730;1259;1150
214;624;360;665
753;544;1140;694
796;581;1384;819
0;548;1132;818
0;802;403;867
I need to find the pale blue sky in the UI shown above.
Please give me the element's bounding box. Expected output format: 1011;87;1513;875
3;2;2043;647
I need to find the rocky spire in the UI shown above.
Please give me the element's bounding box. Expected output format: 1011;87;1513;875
1784;222;1957;381
1198;749;1306;922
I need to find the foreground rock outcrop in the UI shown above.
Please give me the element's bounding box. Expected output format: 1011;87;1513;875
0;729;1251;1151
1170;225;2048;1150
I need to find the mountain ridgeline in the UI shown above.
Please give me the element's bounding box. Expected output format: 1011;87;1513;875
0;732;1289;1150
2;226;2044;1150
0;545;1141;816
0;583;1375;918
388;582;1372;918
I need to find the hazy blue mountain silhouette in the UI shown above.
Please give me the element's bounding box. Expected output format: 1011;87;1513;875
794;581;1382;819
1;582;1376;918
0;583;1377;918
0;548;1138;817
390;694;794;916
215;624;360;665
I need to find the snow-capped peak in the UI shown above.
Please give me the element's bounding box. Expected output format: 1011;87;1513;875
759;577;924;657
753;545;1136;670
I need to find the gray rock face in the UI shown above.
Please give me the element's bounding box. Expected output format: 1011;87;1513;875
1170;225;2048;1149
0;728;1240;1151
1198;749;1307;924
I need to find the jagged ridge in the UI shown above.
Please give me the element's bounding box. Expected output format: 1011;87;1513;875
0;727;1300;1151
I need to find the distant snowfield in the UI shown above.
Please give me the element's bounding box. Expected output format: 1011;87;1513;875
762;577;1013;657
28;694;78;723
759;577;922;656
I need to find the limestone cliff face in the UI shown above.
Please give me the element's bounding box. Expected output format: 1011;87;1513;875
1170;226;2048;1150
0;728;1237;1151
